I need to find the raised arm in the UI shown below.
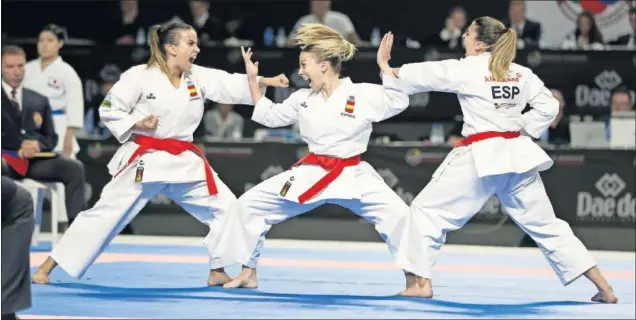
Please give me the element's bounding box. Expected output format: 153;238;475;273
240;46;300;128
193;63;289;106
98;66;146;143
363;73;410;122
522;72;559;138
377;32;465;95
366;33;411;122
394;59;466;94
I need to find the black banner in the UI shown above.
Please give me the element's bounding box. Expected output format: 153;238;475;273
78;139;635;227
14;44;635;122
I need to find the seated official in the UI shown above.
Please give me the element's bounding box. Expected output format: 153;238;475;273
1;45;86;228
1;176;34;320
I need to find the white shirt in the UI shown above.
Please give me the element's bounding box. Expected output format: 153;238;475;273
252;76;409;158
398;53;558;177
24;57;84;126
194;11;209;29
251;75;410;203
23;56;84;154
289;11;356;39
2;81;22;111
439;28;462;49
204;109;244;139
101;64;265;184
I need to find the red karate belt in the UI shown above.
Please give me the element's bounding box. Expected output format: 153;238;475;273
1;150;29;176
114;135;218;195
291;153;361;204
454;131;521;148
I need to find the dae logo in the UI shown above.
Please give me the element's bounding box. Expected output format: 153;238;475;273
557;0;630;28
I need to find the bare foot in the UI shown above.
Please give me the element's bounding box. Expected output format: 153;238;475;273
405;272;416;288
31;257;57;284
223;266;258;289
398;275;433;298
591;287;618;303
207;269;232;286
31;269;51;284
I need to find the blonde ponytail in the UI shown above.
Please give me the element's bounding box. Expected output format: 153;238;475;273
295;23;357;73
488;29;517;80
147;25;171;76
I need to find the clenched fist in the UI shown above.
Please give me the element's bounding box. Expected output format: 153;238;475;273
135;115;158;130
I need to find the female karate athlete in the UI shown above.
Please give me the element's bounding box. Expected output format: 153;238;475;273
380;17;617;303
210;24;420;290
31;22;289;286
24;24;84;159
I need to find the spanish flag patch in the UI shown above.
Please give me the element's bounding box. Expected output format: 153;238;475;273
187;81;198;97
344;96;355;113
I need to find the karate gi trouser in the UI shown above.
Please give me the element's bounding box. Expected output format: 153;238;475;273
49;162;236;279
209;163;415;271
398;147;596;285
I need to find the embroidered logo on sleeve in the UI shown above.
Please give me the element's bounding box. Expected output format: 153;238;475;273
100;91;112;108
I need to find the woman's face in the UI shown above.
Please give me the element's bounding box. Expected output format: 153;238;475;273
165;28;200;72
298;51;327;91
37;31;63;59
578;15;591;35
462;23;487;56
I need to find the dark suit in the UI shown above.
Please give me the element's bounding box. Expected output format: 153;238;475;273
1;87;86;222
609;33;634;46
505;19;542;48
1;176;34;318
1;87;57;151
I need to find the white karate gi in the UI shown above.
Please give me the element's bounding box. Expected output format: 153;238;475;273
210;75;419;273
24;57;84;157
49;64;264;279
394;53;596;285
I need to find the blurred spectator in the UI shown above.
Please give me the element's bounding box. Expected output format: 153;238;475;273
203;103;244;139
561;11;605;50
187;1;231;45
113;0;149;45
540;89;571;145
1;45;86;230
611;86;633;113
288;0;367;47
1;176;34;320
24;24;84;159
418;118;463;146
425;6;467;50
608;7;635;49
504;0;542;49
606;86;633;140
84;64;121;138
446;120;463;146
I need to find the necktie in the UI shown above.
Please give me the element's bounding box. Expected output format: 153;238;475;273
10;89;20;113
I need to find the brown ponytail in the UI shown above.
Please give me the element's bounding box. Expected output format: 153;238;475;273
147;25;171;76
489;29;517;80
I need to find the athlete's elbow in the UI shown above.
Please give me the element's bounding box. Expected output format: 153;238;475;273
546;96;560;120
